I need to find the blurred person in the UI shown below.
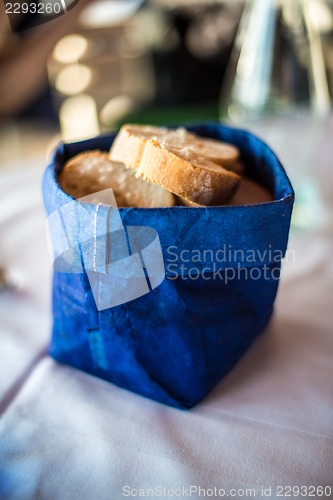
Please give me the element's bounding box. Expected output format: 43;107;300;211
0;0;92;117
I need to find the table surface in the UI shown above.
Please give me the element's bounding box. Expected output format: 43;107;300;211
0;123;333;500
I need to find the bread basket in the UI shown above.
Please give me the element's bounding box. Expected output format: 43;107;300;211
42;123;294;409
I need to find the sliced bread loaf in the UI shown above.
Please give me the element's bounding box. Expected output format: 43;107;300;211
58;150;175;208
109;125;241;205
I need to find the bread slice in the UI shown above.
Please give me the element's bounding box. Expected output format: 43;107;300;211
184;136;240;167
109;125;170;171
228;177;273;206
109;125;241;205
58;150;175;208
178;178;273;207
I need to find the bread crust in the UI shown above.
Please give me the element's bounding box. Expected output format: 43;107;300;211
185;136;239;167
110;125;241;205
58;150;175;208
178;177;273;206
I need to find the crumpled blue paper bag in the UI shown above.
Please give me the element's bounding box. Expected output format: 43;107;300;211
42;123;294;409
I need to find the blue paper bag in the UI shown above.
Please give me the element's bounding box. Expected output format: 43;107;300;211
42;123;294;409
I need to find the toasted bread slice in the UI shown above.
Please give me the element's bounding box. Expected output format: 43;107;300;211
58;151;175;208
109;125;170;171
227;177;273;206
177;177;273;207
110;125;241;205
184;136;240;167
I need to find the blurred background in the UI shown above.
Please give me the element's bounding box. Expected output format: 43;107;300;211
1;0;333;230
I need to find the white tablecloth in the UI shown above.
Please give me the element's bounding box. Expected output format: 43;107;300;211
0;150;332;500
